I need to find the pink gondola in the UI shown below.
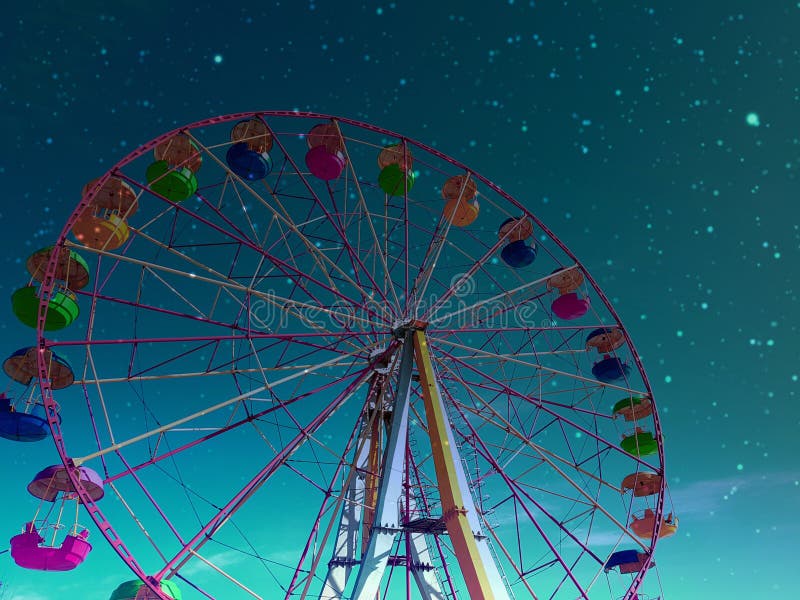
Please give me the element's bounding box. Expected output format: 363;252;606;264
306;123;346;180
10;465;104;571
551;292;590;319
306;144;347;180
10;522;91;571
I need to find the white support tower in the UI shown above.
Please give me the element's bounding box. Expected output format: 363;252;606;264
319;438;370;599
317;330;513;600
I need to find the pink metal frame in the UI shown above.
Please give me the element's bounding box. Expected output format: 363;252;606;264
32;111;666;600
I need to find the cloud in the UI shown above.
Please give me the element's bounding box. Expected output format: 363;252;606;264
585;528;627;547
180;548;246;578
5;588;51;600
669;470;800;516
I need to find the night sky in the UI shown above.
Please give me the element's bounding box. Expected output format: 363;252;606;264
1;2;799;599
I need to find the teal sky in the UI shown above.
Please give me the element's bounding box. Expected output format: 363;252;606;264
1;2;799;599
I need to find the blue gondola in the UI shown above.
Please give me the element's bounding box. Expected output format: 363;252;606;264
226;142;272;181
500;239;537;268
0;394;50;442
592;356;631;383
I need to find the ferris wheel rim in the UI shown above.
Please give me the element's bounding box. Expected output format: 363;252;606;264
29;110;667;599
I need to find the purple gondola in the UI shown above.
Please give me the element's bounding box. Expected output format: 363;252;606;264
28;464;105;502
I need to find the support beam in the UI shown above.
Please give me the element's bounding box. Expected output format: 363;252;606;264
350;334;415;599
362;401;383;554
406;496;447;600
319;435;369;599
413;330;509;600
324;327;512;599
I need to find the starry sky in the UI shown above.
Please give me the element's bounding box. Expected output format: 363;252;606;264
1;1;799;599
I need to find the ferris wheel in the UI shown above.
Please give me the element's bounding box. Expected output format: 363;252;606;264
3;111;676;599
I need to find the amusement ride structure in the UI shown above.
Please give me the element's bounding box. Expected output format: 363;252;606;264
1;111;676;599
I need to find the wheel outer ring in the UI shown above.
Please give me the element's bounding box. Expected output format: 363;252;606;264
35;110;665;599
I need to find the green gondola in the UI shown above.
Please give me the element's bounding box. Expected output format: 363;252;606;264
11;285;79;331
612;396;647;415
378;163;415;196
620;429;658;457
146;160;198;202
109;579;181;600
